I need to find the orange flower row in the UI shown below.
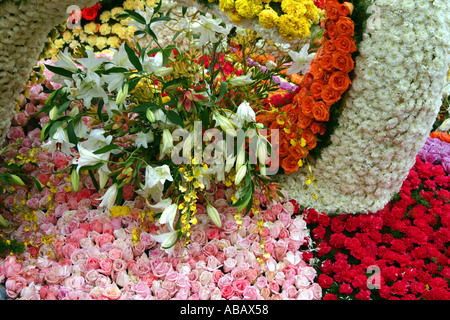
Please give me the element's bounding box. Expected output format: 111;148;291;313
258;0;356;175
430;131;450;144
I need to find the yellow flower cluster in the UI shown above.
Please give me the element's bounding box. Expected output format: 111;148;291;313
110;205;132;218
219;0;319;41
41;0;156;59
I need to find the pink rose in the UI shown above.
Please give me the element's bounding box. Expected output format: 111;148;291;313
5;276;28;299
90;220;103;233
102;284;122;300
245;268;258;283
243;285;261;300
62;242;80;260
122;184;135;200
139;232;155;248
309;283;322;300
95;233;114;248
223;257;237;273
232;278;250;295
175;274;190;288
132;260;151;277
86;256;100;271
162;280;177;294
269;280;280;293
7;126;25;141
102;222;114;235
206;228;221;240
70;228;88;243
108;248;122;260
84;270;99;284
217;274;233;288
255;276;268;289
282;201;295;215
278;212;292;228
112;259;127;273
152;261;172;278
155;288;170;300
134;281;151;298
175;287;190;299
296;287;314;300
38;161;54;174
133;242;146;257
272;203;283;214
202;242;218;257
220;285;235;299
300;266;317;283
263;209;277;222
190;229;207;244
98;259;113;276
199;271;213;286
205;256;222;271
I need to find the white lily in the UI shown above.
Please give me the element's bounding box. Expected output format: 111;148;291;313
107;43;134;70
212;112;237;137
236;101;256;125
54;48;79;73
142;52;163;74
77;50;109;72
80;129;113;151
158;203;178;231
143;164;173;189
146;198;172;214
229;71;253;86
103;72;127;92
98;164;111;189
73;71;108;108
41;126;75;155
135;131;155;148
72;143;110;173
287;44;315;76
191;15;231;46
98;183;119;211
151;230;178;254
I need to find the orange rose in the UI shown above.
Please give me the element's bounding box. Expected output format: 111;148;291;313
321;85;341;105
336;17;354;37
278;138;291;157
281;155;300;175
289;144;308;160
310;80;326;99
297;112;313;129
323;40;337;54
326;20;337;39
285;110;298;125
302;72;314;88
282;103;295;112
310;121;325;135
310;62;325;80
325;0;340;20
338;3;351;16
301;96;315;117
293;87;308;106
332;52;354;73
301;130;318;150
328;71;352;93
320;54;334;71
334;35;357;53
312;101;330;122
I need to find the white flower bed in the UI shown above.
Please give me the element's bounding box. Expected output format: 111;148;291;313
280;0;450;214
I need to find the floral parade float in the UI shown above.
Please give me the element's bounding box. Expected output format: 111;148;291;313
0;0;449;300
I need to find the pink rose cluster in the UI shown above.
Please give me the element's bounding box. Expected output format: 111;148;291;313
0;174;321;299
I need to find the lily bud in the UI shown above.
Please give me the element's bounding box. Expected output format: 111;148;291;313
159;203;178;231
71;169;80;192
214;112;237;137
235;164;247;185
257;137;268;166
116;83;129;105
206;204;222;228
160;129;174;159
49;106;59;120
8;174;25;187
146;109;156;123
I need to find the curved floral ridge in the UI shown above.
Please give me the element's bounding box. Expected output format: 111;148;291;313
280;0;450;214
0;0;449;216
0;0;98;144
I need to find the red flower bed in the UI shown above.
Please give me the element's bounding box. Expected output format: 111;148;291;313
302;156;450;300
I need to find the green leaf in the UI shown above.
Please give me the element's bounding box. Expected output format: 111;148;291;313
162;78;184;92
93;144;120;154
131;102;159;113
166;110;184;128
88;170;100;191
217;81;228;101
124;9;146;24
102;66;129;75
66;121;78;146
57;101;71;115
45;64;75;79
124;43;142;72
151;16;172;23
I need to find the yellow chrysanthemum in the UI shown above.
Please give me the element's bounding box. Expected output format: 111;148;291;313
281;0;307;17
219;0;235;12
99;10;112;23
277;14;311;41
235;0;263;19
99;23;112;36
84;21;98;35
107;36;122;49
258;7;279;29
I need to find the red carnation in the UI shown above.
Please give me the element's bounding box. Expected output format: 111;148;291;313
318;274;334;289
